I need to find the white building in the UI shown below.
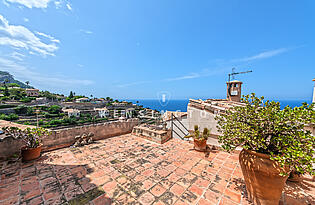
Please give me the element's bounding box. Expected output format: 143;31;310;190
94;107;110;118
63;108;80;117
164;81;245;139
75;98;89;103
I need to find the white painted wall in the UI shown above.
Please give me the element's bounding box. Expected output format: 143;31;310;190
165;116;189;139
187;106;221;137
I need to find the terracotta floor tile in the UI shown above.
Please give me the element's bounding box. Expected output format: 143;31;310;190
138;192;155;205
224;188;241;203
170;183;186;196
0;134;313;205
150;184;167;197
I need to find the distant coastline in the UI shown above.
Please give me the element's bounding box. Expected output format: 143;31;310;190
127;99;312;112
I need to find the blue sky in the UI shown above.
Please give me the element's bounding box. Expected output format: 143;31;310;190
0;1;314;100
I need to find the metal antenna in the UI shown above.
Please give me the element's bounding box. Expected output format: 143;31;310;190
231;68;236;80
227;68;253;98
228;68;252;83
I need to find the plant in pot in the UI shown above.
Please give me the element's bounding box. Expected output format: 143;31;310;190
216;93;315;205
185;125;210;151
2;126;50;162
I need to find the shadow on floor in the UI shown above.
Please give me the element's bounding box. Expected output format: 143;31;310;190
229;176;315;205
0;154;112;205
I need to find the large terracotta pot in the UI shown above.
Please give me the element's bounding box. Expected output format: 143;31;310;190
193;139;207;151
239;149;290;205
21;145;42;162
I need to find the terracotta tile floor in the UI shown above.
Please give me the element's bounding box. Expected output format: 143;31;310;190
0;134;314;205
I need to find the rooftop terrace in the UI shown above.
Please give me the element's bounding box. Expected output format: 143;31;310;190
0;134;314;205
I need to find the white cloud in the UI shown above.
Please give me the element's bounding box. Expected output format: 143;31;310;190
165;73;200;82
9;51;25;61
4;0;72;10
115;46;296;87
35;31;60;43
80;29;93;34
236;48;291;62
3;0;10;7
116;81;151;88
77;64;83;67
0;14;59;57
4;0;52;9
0;57;93;86
54;0;61;9
23;17;29;22
66;3;71;10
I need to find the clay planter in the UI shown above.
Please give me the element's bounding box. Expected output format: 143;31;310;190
21;145;42;162
193;139;207;151
239;149;290;205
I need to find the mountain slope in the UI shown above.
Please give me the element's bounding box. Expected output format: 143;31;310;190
0;71;33;88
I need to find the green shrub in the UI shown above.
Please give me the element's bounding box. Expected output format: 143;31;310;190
20;97;36;103
48;105;62;114
0;113;19;121
49;119;62;125
216;93;315;175
44;112;59;118
0;97;10;102
14;105;28;114
7;83;20;87
38;119;44;125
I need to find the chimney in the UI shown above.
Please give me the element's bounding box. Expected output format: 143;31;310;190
227;80;243;102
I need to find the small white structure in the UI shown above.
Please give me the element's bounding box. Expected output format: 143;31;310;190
75;97;89;103
35;97;47;103
94;107;110;118
63;108;80;117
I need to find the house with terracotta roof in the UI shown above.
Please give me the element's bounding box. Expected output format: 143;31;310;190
25;88;39;97
62;108;80;117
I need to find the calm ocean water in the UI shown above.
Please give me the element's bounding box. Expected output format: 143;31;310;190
128;99;312;112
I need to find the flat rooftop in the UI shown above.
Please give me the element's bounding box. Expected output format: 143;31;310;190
0;134;313;204
188;99;245;114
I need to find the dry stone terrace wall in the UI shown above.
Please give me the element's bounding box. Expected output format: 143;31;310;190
0;119;139;160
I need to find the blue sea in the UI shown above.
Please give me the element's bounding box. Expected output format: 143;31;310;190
127;99;312;112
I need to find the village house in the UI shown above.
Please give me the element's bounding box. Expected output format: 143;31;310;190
165;80;245;140
25;88;39;97
75;97;90;103
62;108;80;117
94;107;110;118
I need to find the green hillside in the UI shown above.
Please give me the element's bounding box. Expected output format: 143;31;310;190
0;71;33;88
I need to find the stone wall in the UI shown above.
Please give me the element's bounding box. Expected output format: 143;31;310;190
0;119;139;160
0;107;16;114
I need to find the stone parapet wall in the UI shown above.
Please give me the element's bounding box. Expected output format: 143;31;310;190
0;119;139;160
132;125;171;144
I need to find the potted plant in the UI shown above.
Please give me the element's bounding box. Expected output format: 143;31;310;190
185;125;210;151
216;93;315;205
2;127;50;162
